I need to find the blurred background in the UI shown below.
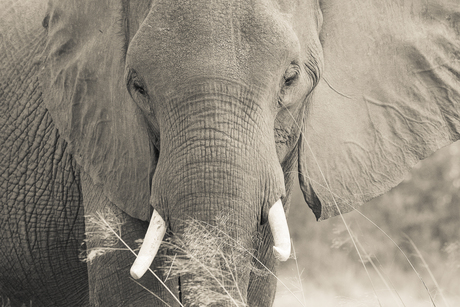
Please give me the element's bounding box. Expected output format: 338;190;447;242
274;142;460;307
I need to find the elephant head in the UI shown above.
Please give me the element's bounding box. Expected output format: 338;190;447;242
39;0;460;305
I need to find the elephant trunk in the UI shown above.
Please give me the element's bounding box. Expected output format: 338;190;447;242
133;81;289;303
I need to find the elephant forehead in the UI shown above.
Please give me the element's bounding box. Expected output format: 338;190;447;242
126;0;304;90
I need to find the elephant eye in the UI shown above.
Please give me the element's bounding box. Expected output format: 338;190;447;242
283;66;300;87
42;15;50;29
133;80;147;96
126;68;153;114
126;69;149;98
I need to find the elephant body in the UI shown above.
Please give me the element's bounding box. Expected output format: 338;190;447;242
0;82;88;306
0;32;88;306
0;7;88;303
1;0;460;306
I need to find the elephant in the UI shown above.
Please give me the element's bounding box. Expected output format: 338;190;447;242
1;0;459;306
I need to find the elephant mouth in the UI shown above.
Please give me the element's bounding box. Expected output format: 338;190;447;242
130;199;291;281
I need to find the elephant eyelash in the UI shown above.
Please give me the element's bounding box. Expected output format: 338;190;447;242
304;61;321;88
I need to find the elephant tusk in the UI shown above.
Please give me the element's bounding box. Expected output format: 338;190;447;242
268;199;291;261
130;210;166;280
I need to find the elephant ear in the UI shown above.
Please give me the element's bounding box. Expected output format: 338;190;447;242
299;0;460;220
40;1;154;221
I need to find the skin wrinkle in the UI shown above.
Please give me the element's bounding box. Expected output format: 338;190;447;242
164;94;263;155
151;80;281;200
1;3;88;303
1;106;87;304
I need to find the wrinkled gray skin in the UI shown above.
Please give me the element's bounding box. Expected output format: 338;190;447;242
1;0;460;306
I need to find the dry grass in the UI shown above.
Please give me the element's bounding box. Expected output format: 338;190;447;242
80;207;132;262
83;201;459;307
3;203;458;307
85;211;310;306
275;209;460;307
158;216;258;307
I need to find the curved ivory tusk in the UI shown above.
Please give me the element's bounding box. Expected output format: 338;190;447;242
130;210;166;280
268;199;291;261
